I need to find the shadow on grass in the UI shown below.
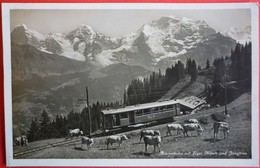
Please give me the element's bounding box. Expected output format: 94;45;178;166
132;151;154;156
183;135;198;138
203;138;222;143
99;147;118;151
74;146;90;151
132;142;143;145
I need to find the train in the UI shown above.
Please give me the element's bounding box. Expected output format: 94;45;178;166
101;99;181;131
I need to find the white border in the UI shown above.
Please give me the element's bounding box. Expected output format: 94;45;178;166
2;3;259;167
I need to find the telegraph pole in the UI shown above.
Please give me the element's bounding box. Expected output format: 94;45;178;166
219;74;228;115
224;75;228;115
86;86;91;135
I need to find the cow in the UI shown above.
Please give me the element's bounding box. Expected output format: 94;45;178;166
140;130;160;141
106;135;128;149
143;135;161;153
211;122;230;139
188;119;199;123
81;136;94;149
15;135;28;146
67;128;83;139
166;124;184;136
183;123;204;137
15;137;22;146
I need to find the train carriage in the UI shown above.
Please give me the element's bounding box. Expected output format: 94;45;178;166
101;100;180;130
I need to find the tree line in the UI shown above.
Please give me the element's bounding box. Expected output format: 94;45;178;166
206;42;251;105
27;101;121;142
124;59;198;105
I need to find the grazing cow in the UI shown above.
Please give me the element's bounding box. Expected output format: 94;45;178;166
183;123;204;137
106;135;128;149
166;124;184;136
15;135;28;146
188;119;199;123
143;135;161;153
140;130;160;141
81;136;94;149
211;122;230;139
68;128;83;138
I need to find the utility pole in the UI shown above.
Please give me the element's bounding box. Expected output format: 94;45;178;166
220;75;228;115
224;75;228;115
86;86;91;135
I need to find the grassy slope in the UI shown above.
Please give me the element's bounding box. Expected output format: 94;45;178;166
20;93;251;159
159;76;212;101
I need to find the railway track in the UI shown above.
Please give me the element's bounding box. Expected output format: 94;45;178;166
13;138;81;158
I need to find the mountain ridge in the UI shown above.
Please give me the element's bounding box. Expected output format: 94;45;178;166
11;16;240;73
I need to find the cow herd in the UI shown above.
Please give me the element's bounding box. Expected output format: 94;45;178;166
14;119;230;154
74;119;230;153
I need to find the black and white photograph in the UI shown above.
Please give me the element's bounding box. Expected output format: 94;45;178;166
2;3;259;167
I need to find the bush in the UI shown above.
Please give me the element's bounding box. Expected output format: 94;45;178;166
211;112;227;122
198;117;208;125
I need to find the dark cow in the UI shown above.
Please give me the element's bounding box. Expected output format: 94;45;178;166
212;122;230;139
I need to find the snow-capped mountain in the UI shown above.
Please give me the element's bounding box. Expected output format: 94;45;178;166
93;16;217;68
11;16;238;73
221;26;251;44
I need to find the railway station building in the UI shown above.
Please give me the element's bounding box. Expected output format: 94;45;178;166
178;96;206;114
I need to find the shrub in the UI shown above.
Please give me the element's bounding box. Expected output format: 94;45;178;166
211;112;227;122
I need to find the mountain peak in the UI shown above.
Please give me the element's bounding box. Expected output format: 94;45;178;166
12;24;44;40
11;24;45;46
221;26;251;44
79;24;95;31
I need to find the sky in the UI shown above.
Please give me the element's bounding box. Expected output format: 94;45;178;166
10;9;251;37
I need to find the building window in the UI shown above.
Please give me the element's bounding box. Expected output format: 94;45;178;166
143;108;150;114
135;110;143;116
167;105;173;110
159;106;166;112
120;112;128;119
151;107;159;113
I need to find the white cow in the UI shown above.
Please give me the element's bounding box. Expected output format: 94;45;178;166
140;130;160;141
166;124;184;136
143;135;161;153
188;119;199;123
106;135;128;149
81;136;94;149
211;122;230;139
183;123;204;137
68;128;83;139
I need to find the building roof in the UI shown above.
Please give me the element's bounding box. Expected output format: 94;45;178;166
178;96;206;109
102;99;179;115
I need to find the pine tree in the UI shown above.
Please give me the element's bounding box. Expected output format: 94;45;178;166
39;109;55;139
191;60;198;81
27;118;39;142
206;59;210;69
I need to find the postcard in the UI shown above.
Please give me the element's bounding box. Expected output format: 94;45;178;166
2;2;259;167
